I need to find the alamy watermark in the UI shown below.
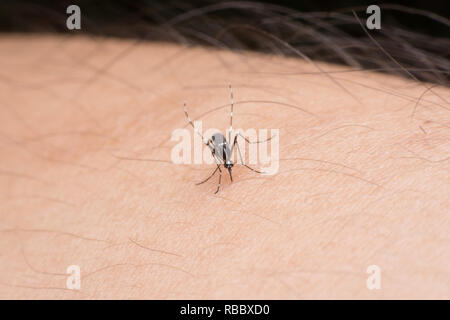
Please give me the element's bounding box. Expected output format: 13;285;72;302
66;5;81;30
366;264;381;290
64;4;381;31
66;264;81;290
366;5;381;29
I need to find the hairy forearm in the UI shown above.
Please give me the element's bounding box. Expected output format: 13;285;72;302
0;34;449;299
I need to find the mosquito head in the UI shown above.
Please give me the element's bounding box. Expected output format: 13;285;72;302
225;162;234;182
224;160;234;169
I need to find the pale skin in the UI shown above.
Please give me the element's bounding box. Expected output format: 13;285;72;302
0;34;449;299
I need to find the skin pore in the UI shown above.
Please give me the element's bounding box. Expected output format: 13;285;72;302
0;34;449;299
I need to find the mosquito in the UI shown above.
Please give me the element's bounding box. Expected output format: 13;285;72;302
183;85;273;193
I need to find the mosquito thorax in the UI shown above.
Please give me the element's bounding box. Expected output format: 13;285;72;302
211;133;227;144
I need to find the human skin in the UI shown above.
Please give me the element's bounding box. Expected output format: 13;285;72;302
0;34;449;299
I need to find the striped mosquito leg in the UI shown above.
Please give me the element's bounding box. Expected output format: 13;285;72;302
235;134;265;174
184;101;209;146
215;167;223;194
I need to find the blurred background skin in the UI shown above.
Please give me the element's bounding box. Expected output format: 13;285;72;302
0;1;449;299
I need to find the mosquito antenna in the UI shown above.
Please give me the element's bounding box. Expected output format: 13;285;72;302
228;84;234;143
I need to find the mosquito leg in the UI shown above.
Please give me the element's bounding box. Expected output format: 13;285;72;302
238;132;276;144
184;102;214;152
196;164;220;185
215;166;223;194
235;135;265;174
242;163;263;174
233;134;244;164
